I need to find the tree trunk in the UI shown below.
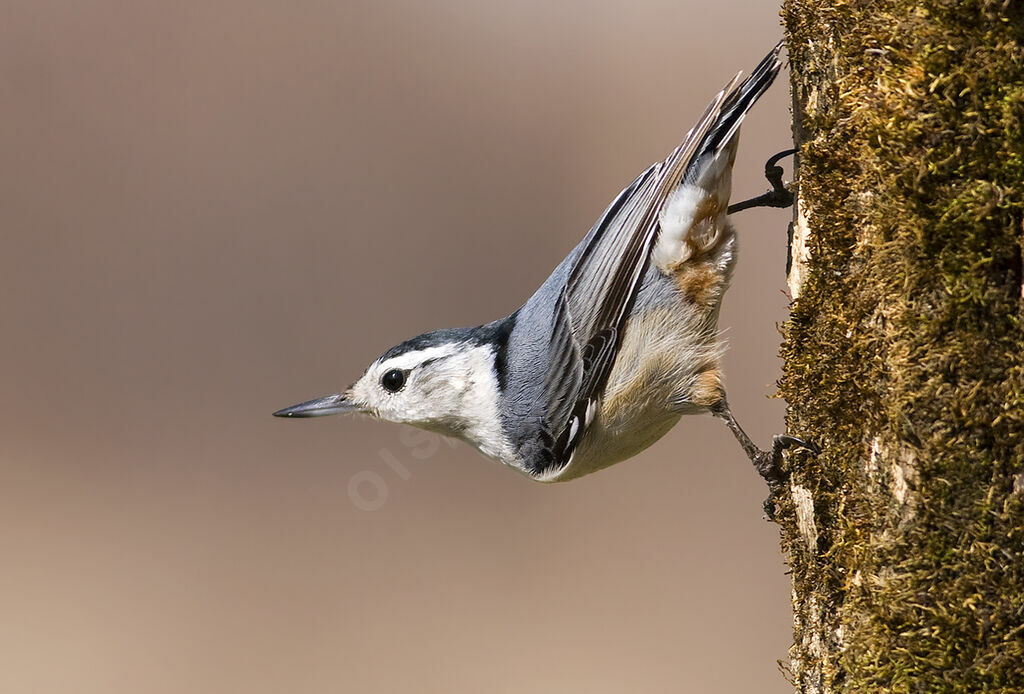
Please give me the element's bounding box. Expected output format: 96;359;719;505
777;2;1024;692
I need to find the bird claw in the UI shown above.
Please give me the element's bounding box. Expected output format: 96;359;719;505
757;434;819;519
726;148;796;214
774;433;820;457
753;433;819;485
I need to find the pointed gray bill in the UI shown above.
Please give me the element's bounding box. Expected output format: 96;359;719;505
273;393;357;418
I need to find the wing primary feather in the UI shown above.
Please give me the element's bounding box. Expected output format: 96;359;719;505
697;43;783;159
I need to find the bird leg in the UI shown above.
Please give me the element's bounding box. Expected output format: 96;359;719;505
711;400;817;486
726;149;796;214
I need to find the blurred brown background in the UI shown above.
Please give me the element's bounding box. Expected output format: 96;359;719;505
1;2;796;692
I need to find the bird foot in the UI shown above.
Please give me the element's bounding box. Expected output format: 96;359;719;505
752;434;819;486
713;401;818;488
755;434;819;520
726;148;796;214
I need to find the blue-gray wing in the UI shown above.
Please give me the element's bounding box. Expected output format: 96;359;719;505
536;90;733;474
536;45;783;476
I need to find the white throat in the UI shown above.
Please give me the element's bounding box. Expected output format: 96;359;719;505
439;344;513;463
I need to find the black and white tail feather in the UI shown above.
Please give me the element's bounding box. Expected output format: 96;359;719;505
689;41;785;168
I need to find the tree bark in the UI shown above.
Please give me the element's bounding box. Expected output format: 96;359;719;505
777;2;1024;692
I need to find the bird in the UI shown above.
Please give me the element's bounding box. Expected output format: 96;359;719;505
274;42;810;485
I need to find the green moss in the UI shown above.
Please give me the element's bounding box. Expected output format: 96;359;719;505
779;1;1024;691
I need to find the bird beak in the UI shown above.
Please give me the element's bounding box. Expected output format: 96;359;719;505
273;393;359;418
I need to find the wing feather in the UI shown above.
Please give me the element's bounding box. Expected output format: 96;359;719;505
533;82;740;474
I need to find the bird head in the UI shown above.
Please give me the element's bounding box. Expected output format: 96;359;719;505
274;327;507;451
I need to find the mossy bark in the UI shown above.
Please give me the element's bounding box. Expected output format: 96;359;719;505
777;2;1024;692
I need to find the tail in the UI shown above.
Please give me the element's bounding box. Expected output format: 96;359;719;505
683;42;784;184
653;43;784;273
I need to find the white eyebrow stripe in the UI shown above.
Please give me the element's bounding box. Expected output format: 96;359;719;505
378;344;461;371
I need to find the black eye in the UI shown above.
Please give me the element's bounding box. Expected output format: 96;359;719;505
381;369;406;393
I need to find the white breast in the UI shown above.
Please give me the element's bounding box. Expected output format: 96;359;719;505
538;291;725;483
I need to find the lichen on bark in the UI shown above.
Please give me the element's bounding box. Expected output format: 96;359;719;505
776;1;1024;692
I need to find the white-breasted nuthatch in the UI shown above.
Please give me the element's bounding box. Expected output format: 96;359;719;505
275;43;810;484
